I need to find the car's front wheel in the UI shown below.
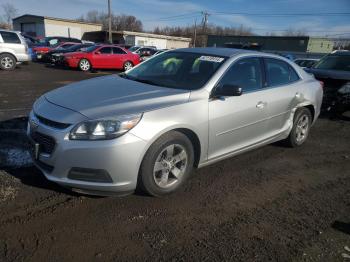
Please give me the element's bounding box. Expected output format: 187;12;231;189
286;107;312;147
78;59;91;72
138;131;194;197
0;54;16;70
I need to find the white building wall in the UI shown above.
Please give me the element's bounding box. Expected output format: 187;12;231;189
44;23;82;38
134;36;167;49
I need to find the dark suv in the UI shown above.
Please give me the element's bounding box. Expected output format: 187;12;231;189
306;51;350;115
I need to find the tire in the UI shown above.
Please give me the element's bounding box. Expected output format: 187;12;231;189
123;61;133;71
285;107;312;147
0;53;16;70
78;59;91;72
138;131;194;197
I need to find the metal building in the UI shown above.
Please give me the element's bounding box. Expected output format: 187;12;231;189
13;14;102;39
82;30;192;49
207;35;334;54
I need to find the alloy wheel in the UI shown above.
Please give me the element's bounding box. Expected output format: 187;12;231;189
153;144;188;189
1;56;14;69
295;114;310;143
79;60;90;71
124;62;133;71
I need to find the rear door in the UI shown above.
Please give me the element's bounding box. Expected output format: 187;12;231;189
0;31;25;59
111;47;128;69
92;47;112;68
262;58;302;137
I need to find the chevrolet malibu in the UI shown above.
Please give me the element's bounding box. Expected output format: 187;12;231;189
28;48;323;197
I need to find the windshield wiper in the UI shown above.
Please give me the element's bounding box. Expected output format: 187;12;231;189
119;74;161;87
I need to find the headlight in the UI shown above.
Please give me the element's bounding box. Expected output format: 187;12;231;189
338;82;350;94
69;114;142;140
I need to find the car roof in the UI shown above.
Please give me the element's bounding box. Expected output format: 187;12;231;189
174;47;261;57
330;50;350;56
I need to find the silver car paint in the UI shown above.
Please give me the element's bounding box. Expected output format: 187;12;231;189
0;30;30;62
28;49;323;194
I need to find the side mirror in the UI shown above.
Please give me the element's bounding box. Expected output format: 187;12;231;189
94;51;101;55
213;84;243;98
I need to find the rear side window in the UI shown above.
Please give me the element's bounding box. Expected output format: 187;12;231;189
112;47;126;54
265;58;299;86
0;32;21;44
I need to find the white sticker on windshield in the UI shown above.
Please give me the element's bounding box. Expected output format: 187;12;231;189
199;56;224;63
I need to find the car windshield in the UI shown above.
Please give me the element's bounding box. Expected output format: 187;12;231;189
129;46;140;52
124;51;227;90
85;45;99;53
313;55;350;71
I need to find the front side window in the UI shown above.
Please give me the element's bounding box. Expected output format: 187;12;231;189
112;47;126;54
0;32;21;44
217;57;263;93
265;58;299;86
125;52;227;90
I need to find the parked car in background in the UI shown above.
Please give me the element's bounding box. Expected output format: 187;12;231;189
141;49;169;62
306;51;350;115
294;58;319;69
45;43;94;64
33;36;82;60
41;42;80;63
0;29;31;70
64;44;140;71
129;46;157;61
28;48;322;196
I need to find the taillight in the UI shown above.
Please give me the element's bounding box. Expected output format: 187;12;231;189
319;81;324;89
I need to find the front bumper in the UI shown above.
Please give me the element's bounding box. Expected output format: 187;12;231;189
27;111;147;195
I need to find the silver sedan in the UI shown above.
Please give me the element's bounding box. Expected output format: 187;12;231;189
28;48;323;196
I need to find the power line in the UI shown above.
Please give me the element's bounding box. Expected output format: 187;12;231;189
211;12;350;17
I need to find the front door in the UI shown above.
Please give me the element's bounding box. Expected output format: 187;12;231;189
208;57;269;160
93;47;113;68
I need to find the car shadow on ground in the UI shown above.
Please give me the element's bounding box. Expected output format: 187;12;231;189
332;221;350;235
42;62;122;74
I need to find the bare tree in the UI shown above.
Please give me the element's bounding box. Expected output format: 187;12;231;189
2;3;17;29
78;10;143;32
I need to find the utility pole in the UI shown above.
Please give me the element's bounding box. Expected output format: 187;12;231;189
108;0;112;43
193;18;197;48
201;11;210;47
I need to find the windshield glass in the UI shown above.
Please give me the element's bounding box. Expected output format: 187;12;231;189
85;45;99;53
129;46;140;52
125;51;227;90
314;55;350;71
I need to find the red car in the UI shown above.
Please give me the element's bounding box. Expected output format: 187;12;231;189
63;45;141;71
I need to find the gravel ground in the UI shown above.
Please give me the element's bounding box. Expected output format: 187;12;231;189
0;63;349;262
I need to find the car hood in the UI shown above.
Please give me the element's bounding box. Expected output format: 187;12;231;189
44;75;190;119
306;68;350;81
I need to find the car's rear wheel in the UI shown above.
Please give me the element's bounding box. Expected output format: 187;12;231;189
123;61;133;71
138;131;194;197
78;59;91;72
0;54;16;70
286;107;312;147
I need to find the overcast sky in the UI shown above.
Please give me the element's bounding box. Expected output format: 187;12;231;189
2;0;350;36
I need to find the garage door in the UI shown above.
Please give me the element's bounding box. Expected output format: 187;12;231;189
22;23;36;36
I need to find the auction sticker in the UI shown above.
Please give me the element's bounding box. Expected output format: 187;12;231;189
199;56;225;63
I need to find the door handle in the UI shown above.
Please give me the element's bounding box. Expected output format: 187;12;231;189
256;101;267;109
